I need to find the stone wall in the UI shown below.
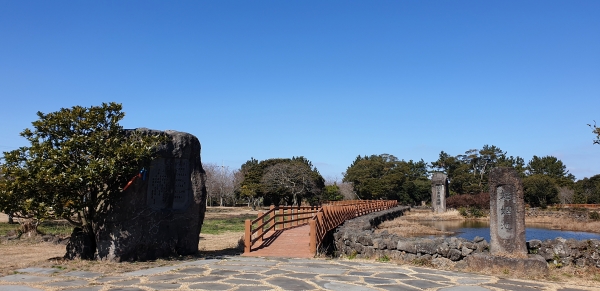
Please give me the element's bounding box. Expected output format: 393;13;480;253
526;208;594;221
333;207;600;268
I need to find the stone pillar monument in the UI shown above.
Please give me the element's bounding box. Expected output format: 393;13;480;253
431;173;448;213
488;167;527;256
465;167;547;275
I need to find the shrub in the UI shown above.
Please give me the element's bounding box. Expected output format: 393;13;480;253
590;211;600;221
377;255;390;262
458;207;468;217
447;193;490;210
469;207;485;218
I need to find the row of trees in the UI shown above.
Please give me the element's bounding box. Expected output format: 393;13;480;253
338;144;600;208
203;163;242;207
429;145;600;208
158;151;600;210
203;122;600;208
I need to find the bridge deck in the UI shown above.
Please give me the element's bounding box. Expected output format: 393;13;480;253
241;225;313;258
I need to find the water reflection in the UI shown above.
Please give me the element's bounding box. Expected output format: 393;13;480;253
417;220;600;242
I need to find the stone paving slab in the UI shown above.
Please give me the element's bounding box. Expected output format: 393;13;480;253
67;287;102;291
15;268;61;275
0;274;54;283
375;284;421;291
0;286;44;291
0;256;596;291
121;265;179;276
441;287;493;291
322;281;379;291
46;279;90;287
63;271;103;278
141;282;181;289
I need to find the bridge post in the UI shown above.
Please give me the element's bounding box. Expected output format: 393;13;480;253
292;206;297;227
309;219;317;254
278;206;285;229
244;219;251;254
269;205;275;229
257;211;263;245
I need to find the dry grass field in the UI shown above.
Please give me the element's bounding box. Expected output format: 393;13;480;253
526;215;600;233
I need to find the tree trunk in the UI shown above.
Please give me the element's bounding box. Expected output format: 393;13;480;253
18;219;40;238
65;227;96;260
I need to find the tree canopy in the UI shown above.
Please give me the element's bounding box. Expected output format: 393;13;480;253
431;145;524;195
343;154;429;205
574;174;600;204
526;155;575;187
0;103;164;235
523;174;559;208
237;156;325;206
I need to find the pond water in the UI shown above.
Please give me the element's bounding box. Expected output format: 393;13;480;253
417;220;600;242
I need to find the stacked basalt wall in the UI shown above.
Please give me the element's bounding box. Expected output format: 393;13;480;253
333;206;600;268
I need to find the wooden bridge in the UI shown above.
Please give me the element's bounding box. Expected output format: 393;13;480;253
243;200;398;258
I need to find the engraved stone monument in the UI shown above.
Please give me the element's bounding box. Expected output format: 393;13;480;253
465;167;547;275
93;129;207;261
488;167;527;256
431;173;448;213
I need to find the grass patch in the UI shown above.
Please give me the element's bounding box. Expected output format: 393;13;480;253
0;223;19;236
347;250;357;260
377;255;390;262
0;220;73;237
411;257;433;267
38;220;73;236
202;214;256;235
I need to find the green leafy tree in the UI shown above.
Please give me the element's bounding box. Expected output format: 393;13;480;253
431;145;521;195
526;155;575;187
574;174;600;204
523;174;559;208
343;154;429;204
322;183;343;202
236;156;324;206
0;103;163;240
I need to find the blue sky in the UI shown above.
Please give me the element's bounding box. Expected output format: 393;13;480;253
1;1;599;181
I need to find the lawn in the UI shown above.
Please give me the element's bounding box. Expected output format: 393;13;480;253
0;220;73;236
201;214;256;235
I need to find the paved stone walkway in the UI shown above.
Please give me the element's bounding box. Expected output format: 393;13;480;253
0;256;595;291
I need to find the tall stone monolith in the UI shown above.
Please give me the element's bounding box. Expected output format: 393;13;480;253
431;173;448;213
488;167;527;256
465;167;547;275
93;129;207;261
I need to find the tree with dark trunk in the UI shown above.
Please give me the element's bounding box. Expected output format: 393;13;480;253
0;103;163;256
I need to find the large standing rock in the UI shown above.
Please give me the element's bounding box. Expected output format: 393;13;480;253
94;129;207;261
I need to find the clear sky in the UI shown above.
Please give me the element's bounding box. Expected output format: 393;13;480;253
1;1;599;181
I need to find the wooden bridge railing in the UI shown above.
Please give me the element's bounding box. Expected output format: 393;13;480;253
244;205;320;253
243;200;398;255
309;200;398;254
